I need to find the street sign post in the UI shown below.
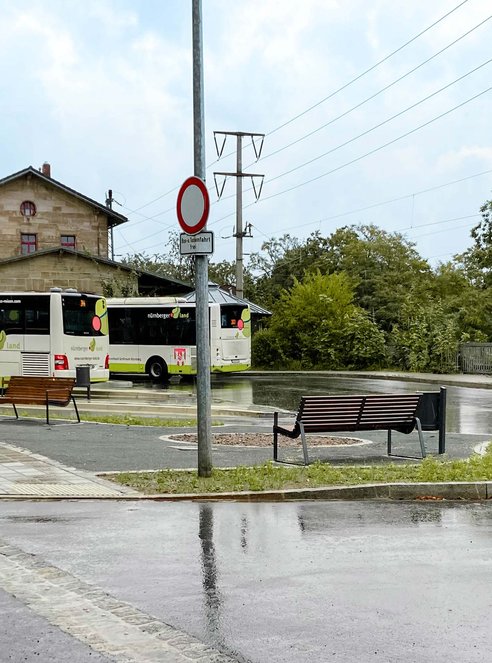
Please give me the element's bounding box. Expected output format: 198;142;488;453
177;176;210;235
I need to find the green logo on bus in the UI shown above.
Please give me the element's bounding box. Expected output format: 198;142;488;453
236;309;251;338
0;330;6;350
93;299;108;335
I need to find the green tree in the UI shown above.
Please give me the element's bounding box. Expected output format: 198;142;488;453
430;261;492;341
247;225;432;330
254;270;385;369
321;224;432;330
457;199;492;288
388;300;460;373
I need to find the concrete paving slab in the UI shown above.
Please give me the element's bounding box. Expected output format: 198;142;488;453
0;444;139;499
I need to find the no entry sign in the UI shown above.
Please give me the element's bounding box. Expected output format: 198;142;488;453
176;176;210;235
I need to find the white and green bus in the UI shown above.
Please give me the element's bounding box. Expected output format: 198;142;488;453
107;297;251;380
0;289;110;382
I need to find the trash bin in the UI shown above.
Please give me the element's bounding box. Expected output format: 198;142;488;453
416;387;446;454
75;365;91;400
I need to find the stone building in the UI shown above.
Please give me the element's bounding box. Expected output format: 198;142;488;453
0;163;190;296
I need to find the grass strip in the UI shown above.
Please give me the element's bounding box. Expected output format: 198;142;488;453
0;409;222;427
107;445;492;495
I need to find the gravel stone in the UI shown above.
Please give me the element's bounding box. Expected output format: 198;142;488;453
169;433;361;447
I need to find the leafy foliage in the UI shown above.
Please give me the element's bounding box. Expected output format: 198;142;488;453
253;270;384;369
457;199;492;288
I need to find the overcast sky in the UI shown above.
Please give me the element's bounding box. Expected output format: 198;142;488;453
1;0;491;269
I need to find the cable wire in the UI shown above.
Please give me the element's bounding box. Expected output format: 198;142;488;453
267;59;492;184
257;15;491;165
264;0;471;137
249;86;492;207
120;0;472;213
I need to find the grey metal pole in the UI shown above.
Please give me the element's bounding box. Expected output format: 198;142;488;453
235;134;244;299
192;0;212;477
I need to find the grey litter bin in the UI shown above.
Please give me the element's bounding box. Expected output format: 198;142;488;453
75;365;91;400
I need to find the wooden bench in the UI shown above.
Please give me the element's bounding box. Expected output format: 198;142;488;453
273;393;427;464
0;376;80;425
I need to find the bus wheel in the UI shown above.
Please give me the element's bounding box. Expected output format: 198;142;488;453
147;357;168;382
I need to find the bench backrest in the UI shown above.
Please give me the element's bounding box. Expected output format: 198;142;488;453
297;394;422;434
3;376;76;404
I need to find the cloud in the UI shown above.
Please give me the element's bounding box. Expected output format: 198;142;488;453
437;146;492;171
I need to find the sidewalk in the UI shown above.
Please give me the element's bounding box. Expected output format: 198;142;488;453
0;442;140;499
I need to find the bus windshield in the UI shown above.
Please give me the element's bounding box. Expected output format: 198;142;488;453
62;295;105;336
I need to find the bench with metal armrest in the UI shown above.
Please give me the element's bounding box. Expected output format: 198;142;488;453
0;376;80;425
273;393;432;465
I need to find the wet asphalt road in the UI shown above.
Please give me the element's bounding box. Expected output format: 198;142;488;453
1;499;491;663
1;374;492;661
0;417;489;472
1;373;491;471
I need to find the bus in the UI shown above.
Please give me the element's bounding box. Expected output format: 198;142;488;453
107;296;251;380
0;289;110;382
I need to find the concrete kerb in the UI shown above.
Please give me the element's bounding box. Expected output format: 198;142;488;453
2;481;492;502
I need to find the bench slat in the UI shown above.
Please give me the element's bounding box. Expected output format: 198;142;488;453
273;393;425;462
0;376;79;424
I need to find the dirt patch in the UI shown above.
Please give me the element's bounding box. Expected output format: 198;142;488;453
168;433;361;447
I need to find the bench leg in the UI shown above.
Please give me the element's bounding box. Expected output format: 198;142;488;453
12;404;19;420
299;423;310;466
415;417;426;458
46;401;50;425
72;396;80;423
388;420;426;459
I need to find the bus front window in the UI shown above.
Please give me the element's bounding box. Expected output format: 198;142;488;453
62;296;104;336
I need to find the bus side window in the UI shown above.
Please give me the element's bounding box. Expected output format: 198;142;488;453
25;299;50;335
0;306;23;334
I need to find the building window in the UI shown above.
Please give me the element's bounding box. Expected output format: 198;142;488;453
61;235;76;249
20;201;36;218
21;234;37;255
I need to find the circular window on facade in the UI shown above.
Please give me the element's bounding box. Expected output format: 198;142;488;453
20;201;36;218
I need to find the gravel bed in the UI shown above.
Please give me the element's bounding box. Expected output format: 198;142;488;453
168;433;360;447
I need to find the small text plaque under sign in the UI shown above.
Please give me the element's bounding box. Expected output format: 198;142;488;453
180;231;214;255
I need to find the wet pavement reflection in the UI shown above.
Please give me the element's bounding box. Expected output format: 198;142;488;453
1;499;491;663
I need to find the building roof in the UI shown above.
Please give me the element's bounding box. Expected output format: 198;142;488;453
0;248;193;296
0;166;128;227
184;283;272;316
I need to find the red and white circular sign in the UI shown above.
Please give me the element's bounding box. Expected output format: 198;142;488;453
176;176;210;235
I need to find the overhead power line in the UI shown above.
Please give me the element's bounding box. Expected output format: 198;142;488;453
267;58;492;184
244;214;479;275
117;168;492;254
118;1;471;218
264;0;470;137
249;86;492;207
257;14;492;166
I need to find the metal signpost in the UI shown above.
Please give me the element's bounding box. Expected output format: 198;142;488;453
186;0;212;477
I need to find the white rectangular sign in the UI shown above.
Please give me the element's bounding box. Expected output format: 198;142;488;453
180;231;214;255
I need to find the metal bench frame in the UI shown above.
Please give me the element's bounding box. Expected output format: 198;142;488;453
0;376;80;425
273;393;428;465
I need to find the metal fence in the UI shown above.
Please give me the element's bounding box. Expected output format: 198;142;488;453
459;343;492;374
